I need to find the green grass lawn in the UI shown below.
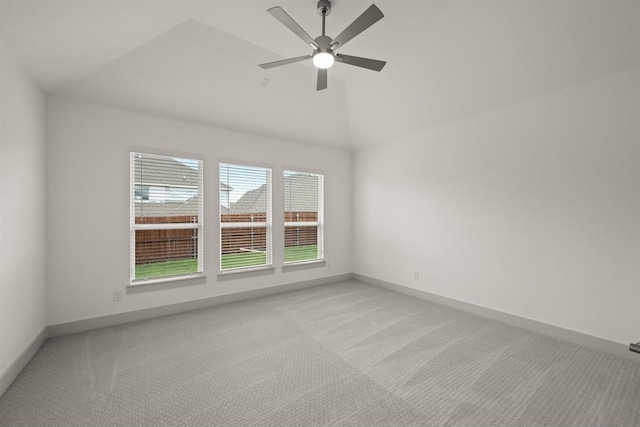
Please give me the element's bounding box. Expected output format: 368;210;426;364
135;245;319;279
221;251;266;270
135;258;198;279
284;245;318;263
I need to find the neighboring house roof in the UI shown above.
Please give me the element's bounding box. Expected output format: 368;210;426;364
135;197;200;218
132;154;231;218
229;174;319;214
231;184;267;214
134;169;316;217
284;174;319;212
134;154;199;188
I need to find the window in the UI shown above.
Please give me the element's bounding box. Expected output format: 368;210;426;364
284;170;324;264
220;163;272;271
130;152;203;283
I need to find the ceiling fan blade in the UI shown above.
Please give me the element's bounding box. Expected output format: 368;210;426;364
268;7;318;49
331;4;384;49
317;68;328;91
335;54;386;71
259;55;311;69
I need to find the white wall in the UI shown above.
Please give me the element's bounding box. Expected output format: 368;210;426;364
46;98;352;326
353;67;640;345
0;43;47;375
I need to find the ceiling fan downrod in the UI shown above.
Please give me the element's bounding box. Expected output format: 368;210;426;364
317;0;331;36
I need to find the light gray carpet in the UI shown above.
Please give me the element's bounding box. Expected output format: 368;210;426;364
1;280;639;426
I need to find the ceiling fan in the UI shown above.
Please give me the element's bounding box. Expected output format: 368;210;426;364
259;0;386;91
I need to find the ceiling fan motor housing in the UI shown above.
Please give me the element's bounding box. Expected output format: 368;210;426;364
317;0;331;16
314;35;332;50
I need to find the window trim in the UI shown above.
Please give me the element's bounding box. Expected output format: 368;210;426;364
219;161;273;273
283;169;325;265
129;151;204;286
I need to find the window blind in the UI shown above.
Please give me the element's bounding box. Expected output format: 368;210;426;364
284;170;324;263
220;163;272;271
130;152;203;282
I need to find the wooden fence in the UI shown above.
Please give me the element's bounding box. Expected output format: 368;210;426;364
135;216;198;264
135;213;318;263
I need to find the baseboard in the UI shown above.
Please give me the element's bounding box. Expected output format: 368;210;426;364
0;327;48;397
354;274;638;362
48;273;352;337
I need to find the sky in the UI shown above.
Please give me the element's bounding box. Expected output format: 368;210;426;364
220;163;269;206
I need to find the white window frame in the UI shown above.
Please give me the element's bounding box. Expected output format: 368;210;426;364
283;170;324;265
130;152;204;285
219;162;273;273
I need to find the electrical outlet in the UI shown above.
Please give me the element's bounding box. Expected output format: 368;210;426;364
413;272;419;280
113;290;123;302
326;261;331;269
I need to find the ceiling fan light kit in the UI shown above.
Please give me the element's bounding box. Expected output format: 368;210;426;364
313;51;334;69
259;0;387;91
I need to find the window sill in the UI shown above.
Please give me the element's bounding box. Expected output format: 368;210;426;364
129;273;206;287
282;259;326;271
217;265;275;280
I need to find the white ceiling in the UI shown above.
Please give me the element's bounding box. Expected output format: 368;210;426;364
1;0;638;151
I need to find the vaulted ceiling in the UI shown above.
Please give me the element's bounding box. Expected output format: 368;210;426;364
1;0;638;150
